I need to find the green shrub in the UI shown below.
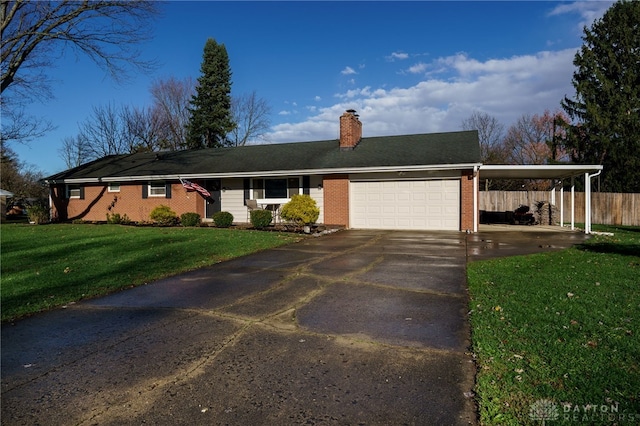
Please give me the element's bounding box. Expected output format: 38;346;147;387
250;209;272;229
149;205;177;226
180;212;201;227
27;204;50;224
212;211;233;228
280;194;320;225
106;213;131;225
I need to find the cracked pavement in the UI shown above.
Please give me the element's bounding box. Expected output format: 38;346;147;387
1;229;587;425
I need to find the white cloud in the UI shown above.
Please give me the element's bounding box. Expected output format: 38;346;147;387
407;62;428;74
386;51;409;61
314;96;321;101
267;48;577;144
548;1;614;32
341;66;357;75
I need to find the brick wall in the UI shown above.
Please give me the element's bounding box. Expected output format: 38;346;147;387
323;174;349;227
51;182;203;222
460;170;476;232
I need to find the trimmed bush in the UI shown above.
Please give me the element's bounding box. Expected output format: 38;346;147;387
250;209;272;229
149;205;177;226
280;194;320;225
106;213;131;225
181;212;201;227
212;211;233;228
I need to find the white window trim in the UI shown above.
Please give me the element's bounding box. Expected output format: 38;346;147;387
148;182;166;197
108;183;121;193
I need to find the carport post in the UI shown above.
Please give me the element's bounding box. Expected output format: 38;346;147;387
585;169;602;234
559;183;564;228
585;172;591;234
571;177;575;230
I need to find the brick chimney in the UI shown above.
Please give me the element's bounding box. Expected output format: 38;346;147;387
339;109;362;150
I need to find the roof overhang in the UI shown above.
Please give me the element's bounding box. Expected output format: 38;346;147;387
479;164;603;180
43;163;483;184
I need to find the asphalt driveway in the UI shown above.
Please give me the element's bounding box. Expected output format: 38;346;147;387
1;229;588;425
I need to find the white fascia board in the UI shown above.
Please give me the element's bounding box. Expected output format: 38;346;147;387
44;163;483;184
481;164;603;171
479;164;603;180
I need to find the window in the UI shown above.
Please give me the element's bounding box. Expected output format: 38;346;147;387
287;177;301;197
265;178;287;198
148;182;166;197
67;184;82;199
252;177;301;199
108;183;120;192
253;179;264;199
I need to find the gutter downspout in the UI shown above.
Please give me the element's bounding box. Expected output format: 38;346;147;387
585;170;602;234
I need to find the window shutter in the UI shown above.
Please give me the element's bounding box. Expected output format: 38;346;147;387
165;183;172;199
243;179;250;205
303;176;310;195
142;183;148;199
63;185;69;199
79;186;85;200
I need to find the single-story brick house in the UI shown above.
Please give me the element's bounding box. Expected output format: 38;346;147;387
44;110;483;231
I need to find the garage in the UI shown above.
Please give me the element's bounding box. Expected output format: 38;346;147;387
350;179;460;230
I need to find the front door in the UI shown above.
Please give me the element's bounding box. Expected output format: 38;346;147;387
205;179;221;219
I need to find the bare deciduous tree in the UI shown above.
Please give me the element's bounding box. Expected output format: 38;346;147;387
230;91;271;146
1;0;157;96
61;102;170;166
461;111;506;164
149;77;194;150
0;102;54;146
1;0;157;145
59;134;91;169
122;105;166;153
78;103;130;160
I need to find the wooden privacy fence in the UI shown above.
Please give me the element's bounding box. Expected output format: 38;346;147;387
480;191;640;226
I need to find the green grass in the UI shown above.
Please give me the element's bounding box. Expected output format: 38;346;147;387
1;223;302;322
468;225;640;425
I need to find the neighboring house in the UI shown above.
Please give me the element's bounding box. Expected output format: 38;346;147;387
43;110;482;231
1;189;14;220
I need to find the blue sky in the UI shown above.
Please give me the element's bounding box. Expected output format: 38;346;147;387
14;1;614;175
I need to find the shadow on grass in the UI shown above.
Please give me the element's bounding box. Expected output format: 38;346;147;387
577;242;640;257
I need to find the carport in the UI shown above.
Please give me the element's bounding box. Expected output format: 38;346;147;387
478;164;604;234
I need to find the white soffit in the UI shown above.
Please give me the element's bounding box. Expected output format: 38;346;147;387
479;165;603;180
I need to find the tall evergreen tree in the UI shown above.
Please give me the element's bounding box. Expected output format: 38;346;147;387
186;38;235;149
561;0;640;192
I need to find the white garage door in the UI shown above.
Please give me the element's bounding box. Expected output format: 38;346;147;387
351;179;460;230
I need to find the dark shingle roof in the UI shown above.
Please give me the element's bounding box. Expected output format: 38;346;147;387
44;131;480;182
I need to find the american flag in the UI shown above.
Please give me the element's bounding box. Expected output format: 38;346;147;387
180;178;212;198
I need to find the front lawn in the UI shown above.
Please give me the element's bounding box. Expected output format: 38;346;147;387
1;223;302;322
468;225;640;425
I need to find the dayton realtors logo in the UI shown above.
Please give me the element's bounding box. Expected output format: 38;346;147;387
529;399;640;424
529;399;559;424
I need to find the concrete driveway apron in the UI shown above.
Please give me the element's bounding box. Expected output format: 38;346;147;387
2;230;478;425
